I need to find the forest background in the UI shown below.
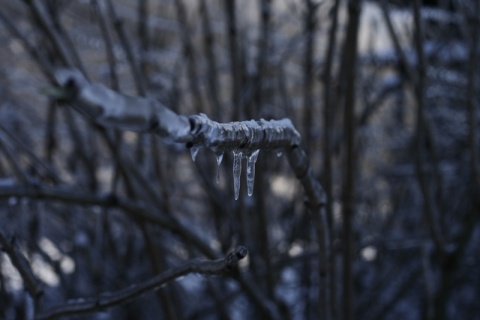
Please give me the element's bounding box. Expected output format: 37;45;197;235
0;0;478;319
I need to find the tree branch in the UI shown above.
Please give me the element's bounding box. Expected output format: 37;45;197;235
0;183;217;258
36;246;248;320
53;69;301;151
49;69;326;320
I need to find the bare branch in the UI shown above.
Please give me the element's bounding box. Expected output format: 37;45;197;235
412;0;446;256
0;123;59;183
341;2;362;319
25;0;86;74
53;69;301;151
36;246;248;320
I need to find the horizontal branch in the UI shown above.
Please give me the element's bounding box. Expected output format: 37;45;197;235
0;184;280;318
54;69;301;152
0;184;217;258
0;184;175;228
36;246;248;320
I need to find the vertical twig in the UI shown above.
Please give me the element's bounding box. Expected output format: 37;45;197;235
421;243;435;319
412;0;446;256
199;0;222;120
302;0;318;151
466;1;479;194
224;0;241;119
138;0;149;76
0;123;58;183
26;0;87;74
92;0;119;91
287;146;330;320
321;0;340;318
0;134;31;183
62;106;98;191
341;1;362;319
0;6;55;82
44;101;57;163
104;0;146;96
250;5;273;301
174;0;204;113
250;0;271;117
137;223;180;319
379;0;417;84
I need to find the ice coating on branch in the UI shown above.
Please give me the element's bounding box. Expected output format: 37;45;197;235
54;69;191;139
186;114;302;199
188;114;301;150
190;146;200;162
233;150;243;200
216;153;224;184
246;150;260;197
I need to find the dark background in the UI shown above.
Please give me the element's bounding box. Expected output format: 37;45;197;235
0;0;479;319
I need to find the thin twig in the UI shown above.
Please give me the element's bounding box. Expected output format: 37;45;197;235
379;0;417;85
224;0;241;118
302;0;318;150
91;0;120;91
199;0;222;120
174;0;204;113
0;123;59;183
137;0;149;76
341;2;362;319
25;0;87;74
321;0;340;317
36;246;248;320
466;1;479;192
412;0;446;256
286;146;330;320
0;133;31;183
104;0;146;96
0;6;55;82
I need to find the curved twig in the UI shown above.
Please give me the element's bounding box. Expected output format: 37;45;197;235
36;246;248;320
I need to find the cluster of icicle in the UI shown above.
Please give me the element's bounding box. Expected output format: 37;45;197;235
187;114;298;200
190;147;260;200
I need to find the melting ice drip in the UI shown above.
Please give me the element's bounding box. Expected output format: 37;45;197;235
190;146;200;162
246;150;260;197
232;149;260;200
189;146;262;200
215;153;224;184
232;150;243;200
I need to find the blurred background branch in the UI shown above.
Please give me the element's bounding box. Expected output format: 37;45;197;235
0;0;478;319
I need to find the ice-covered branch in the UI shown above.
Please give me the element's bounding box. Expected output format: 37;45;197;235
54;69;302;199
54;69;300;152
54;69;190;140
36;246;248;320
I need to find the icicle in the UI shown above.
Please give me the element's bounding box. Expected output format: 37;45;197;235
190;146;200;162
276;150;284;158
233;150;243;200
246;150;260;197
216;153;224;184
